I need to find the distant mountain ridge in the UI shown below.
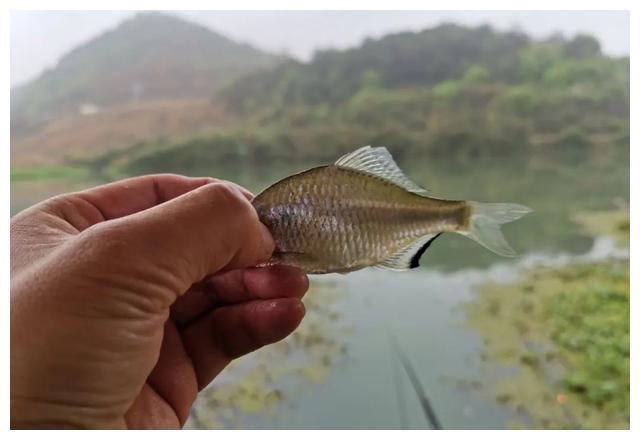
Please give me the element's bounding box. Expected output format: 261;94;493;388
11;12;280;132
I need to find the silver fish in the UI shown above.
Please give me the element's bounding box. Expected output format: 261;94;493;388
252;146;531;274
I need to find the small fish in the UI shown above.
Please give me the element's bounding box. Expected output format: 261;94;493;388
252;146;531;274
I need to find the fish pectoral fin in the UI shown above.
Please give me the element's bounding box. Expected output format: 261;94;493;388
335;145;429;195
376;233;442;271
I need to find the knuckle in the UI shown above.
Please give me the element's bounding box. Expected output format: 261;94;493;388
206;182;255;219
194;182;269;268
39;194;73;214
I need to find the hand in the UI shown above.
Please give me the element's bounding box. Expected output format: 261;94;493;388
10;174;309;429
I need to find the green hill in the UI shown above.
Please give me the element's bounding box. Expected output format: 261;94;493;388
13;23;629;175
219;24;532;112
218;24;623;116
11;12;280;132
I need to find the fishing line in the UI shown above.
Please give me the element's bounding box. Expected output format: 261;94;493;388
388;334;443;430
388;335;409;429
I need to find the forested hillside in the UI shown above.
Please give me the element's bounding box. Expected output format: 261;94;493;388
109;24;628;177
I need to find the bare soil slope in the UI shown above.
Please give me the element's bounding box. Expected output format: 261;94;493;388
11;98;232;166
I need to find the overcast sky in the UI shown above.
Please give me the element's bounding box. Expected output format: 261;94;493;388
10;10;630;88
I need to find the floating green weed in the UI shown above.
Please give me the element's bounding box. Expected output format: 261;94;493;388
466;259;629;429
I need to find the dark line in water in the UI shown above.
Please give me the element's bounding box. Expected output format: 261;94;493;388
389;335;443;430
390;345;409;429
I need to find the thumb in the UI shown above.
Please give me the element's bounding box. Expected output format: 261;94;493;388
74;181;275;303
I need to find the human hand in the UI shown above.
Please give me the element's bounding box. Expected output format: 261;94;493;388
10;174;309;429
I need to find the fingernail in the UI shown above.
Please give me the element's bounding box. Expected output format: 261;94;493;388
286;298;305;316
293;299;306;317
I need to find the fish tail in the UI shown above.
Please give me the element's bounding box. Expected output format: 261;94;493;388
458;202;532;257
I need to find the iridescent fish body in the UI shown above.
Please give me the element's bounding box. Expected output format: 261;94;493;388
252;146;531;274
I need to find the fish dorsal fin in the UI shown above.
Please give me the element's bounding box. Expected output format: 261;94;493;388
376;233;442;271
335;146;428;195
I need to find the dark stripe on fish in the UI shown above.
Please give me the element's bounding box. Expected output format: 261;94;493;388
409;233;442;269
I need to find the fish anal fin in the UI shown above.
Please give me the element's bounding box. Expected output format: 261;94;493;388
268;251;327;274
335;146;429;195
377;233;442;271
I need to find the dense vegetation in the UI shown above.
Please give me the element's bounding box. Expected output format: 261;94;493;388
100;24;628;175
11;12;279;133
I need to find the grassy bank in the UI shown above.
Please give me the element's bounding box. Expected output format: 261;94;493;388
10;164;90;182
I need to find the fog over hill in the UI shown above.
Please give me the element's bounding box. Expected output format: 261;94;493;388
11;10;630;88
10;12;280;131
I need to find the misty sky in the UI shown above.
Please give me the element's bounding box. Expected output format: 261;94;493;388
10;10;630;88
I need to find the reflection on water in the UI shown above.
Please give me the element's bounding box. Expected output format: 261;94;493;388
187;265;527;429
